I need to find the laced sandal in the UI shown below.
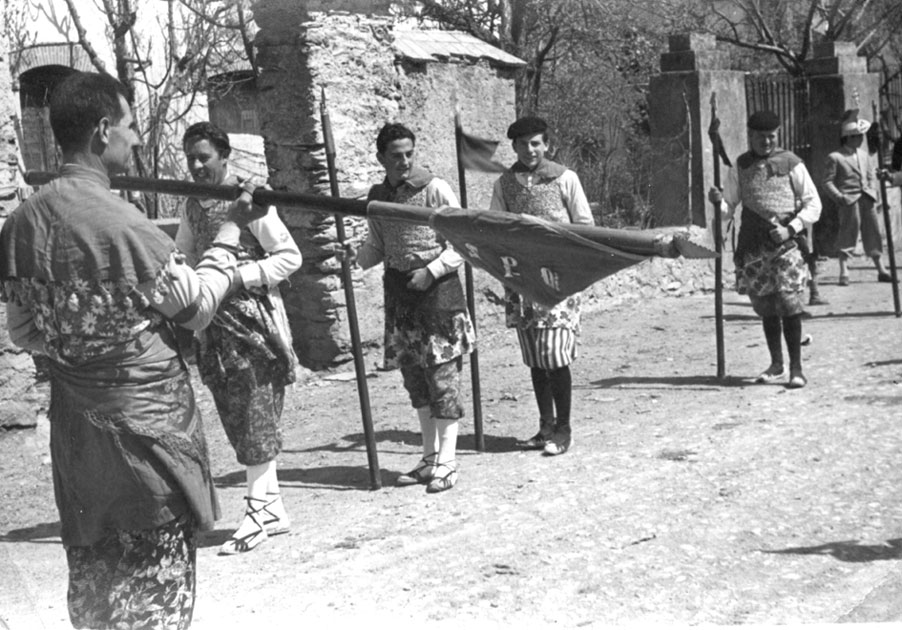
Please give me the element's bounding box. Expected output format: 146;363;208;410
219;497;269;555
426;462;458;494
397;454;436;486
262;492;291;536
754;364;786;384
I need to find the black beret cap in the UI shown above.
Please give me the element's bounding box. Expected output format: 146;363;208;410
747;110;780;131
507;116;548;140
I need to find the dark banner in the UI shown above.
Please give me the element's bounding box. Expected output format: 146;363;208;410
431;207;648;306
458;131;507;173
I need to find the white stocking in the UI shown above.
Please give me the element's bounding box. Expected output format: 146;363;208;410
246;460;275;501
434;418;459;467
417;406;438;460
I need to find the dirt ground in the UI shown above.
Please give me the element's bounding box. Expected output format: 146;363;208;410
2;259;902;630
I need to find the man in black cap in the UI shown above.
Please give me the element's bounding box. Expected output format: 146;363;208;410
489;116;593;455
709;110;822;388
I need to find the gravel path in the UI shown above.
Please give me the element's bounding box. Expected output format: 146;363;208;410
2;259;902;629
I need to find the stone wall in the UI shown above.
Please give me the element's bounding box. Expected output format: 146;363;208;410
0;29;38;429
396;59;518;210
253;3;519;368
253;7;397;367
0;31;21;218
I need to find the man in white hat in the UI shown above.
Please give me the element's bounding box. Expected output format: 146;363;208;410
823;110;893;285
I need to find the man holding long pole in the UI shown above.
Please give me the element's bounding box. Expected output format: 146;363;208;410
708;110;822;389
351;122;475;493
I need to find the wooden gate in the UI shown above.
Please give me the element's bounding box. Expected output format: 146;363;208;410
745;73;812;162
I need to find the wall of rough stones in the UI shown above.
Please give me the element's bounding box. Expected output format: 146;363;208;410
0;30;40;429
253;6;397;368
252;2;520;368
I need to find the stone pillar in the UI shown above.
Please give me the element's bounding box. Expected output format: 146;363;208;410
648;33;747;235
0;29;38;429
805;42;896;257
253;0;394;368
0;28;21;219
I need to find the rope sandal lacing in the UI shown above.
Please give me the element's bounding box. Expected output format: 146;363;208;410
219;496;269;555
397;453;437;486
426;461;458;494
262;492;291;536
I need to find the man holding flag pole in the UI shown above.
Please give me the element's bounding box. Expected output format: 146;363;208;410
350;122;475;493
708;110;822;389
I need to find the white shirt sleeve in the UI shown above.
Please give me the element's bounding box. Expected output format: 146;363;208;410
558;170;593;225
174;207;198;267
788;162;822;232
356;216;384;271
424;178;464;279
720;166;741;221
239;206;302;288
136;222;241;330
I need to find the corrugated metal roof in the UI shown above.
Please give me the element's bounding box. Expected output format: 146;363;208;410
393;30;525;68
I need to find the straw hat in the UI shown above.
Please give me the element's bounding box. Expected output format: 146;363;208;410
840;110;870;137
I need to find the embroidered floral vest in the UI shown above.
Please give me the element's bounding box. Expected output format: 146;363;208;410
737;150;801;222
499;171;569;222
379;183;443;271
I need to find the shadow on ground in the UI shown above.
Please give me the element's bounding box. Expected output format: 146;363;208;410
585;375;748;389
1;521;61;543
763;538;902;563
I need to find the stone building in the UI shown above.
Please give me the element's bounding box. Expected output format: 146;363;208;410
0;31;38;429
13;43;93;176
252;0;525;368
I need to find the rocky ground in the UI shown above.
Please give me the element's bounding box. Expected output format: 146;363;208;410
2;259;902;630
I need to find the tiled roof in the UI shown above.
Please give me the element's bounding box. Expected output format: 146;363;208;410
13;43;93;76
393;30;525;67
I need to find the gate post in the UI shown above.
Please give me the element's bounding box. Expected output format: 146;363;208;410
648;33;746;235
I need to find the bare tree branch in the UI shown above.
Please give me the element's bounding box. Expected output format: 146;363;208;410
61;0;109;74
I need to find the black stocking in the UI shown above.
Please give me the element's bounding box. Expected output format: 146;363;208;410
530;367;555;422
762;316;784;367
782;315;803;372
549;366;572;426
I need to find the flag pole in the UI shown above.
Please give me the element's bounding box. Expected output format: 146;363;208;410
320;89;382;489
708;93;727;378
24;170;711;258
872;101;901;317
454;111;485;452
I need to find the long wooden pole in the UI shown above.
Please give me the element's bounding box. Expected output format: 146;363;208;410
23;171;695;257
321;90;382;489
453;112;485;452
709;93;726;378
872;101;902;317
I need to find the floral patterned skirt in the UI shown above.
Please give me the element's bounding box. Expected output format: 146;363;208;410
383;268;475;369
736;243;808;318
504;289;581;331
735;243;807;298
198;290;295;466
65;513;196;630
